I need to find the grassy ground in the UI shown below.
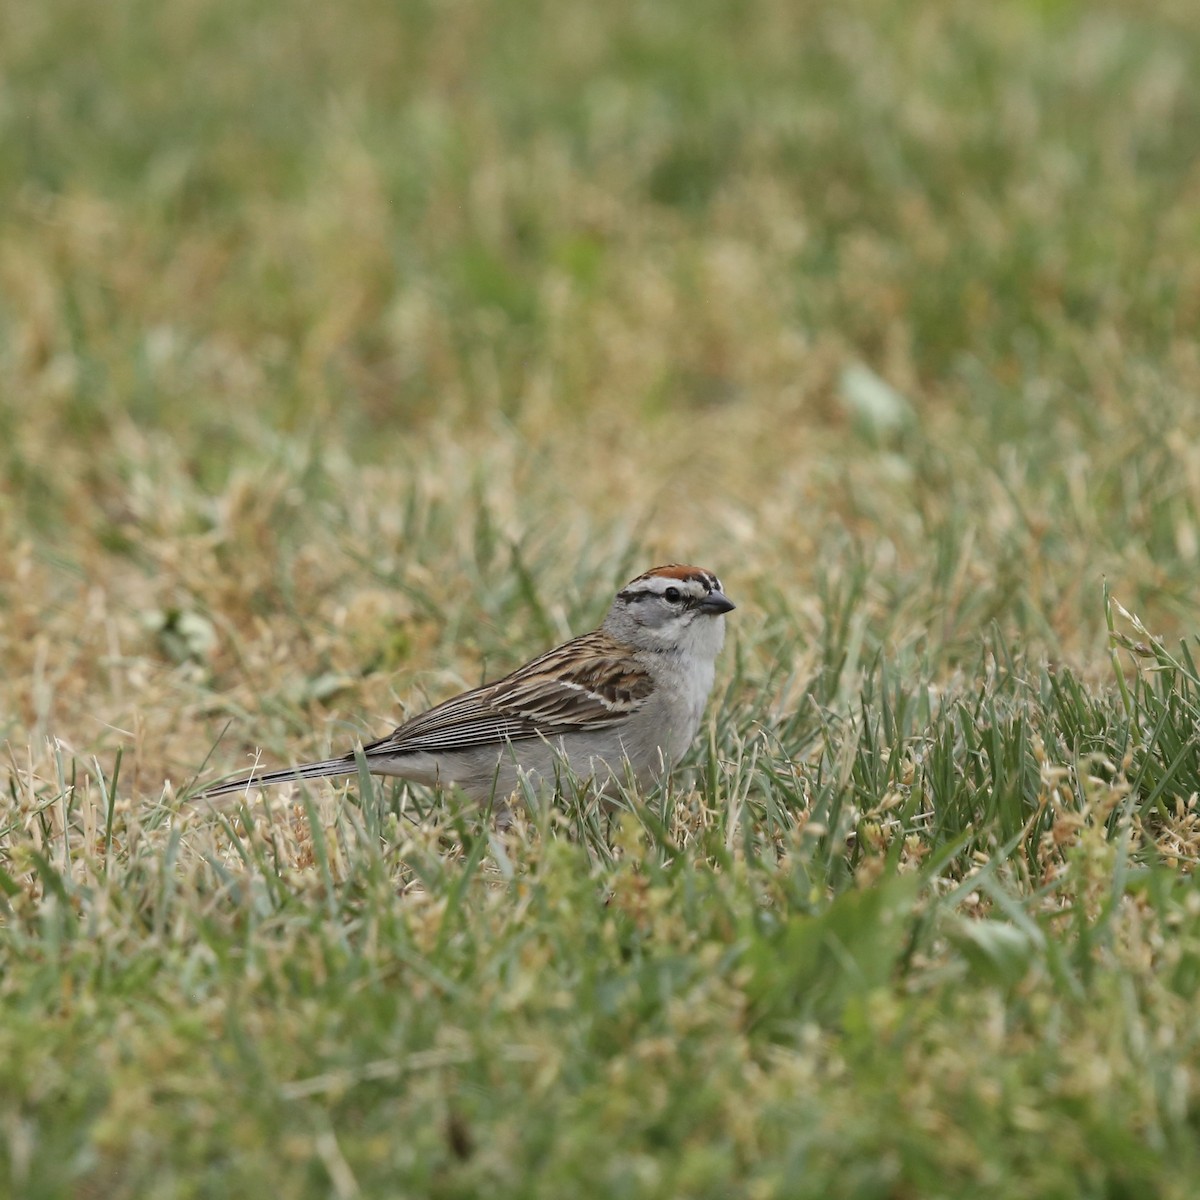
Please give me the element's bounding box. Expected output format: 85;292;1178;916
4;0;1200;1195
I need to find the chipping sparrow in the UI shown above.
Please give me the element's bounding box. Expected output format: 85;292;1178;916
199;565;735;804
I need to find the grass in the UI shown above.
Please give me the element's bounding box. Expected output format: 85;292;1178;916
4;0;1200;1195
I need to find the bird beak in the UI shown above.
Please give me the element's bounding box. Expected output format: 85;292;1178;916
697;590;736;615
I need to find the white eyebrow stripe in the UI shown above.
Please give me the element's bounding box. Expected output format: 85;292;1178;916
632;578;707;595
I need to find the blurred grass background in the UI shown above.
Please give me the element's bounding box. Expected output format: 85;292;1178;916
4;0;1200;1196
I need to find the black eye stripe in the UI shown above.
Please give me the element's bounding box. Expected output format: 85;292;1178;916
617;568;727;605
618;586;696;604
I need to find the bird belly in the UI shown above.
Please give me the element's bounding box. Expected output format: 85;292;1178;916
370;733;671;805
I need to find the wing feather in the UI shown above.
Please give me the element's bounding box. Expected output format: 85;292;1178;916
362;631;652;758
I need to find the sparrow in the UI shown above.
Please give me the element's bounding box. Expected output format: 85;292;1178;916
199;564;734;805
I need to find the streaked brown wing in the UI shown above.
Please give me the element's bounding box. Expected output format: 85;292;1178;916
362;631;653;757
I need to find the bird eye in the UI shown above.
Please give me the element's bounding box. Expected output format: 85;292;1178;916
664;587;681;603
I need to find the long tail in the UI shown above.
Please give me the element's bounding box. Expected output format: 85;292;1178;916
197;755;359;799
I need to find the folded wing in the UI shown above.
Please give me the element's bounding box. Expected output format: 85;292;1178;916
362;631;653;757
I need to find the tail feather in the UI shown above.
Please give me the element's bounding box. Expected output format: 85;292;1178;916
197;755;358;799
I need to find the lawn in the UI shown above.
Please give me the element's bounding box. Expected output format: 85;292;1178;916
4;0;1200;1195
